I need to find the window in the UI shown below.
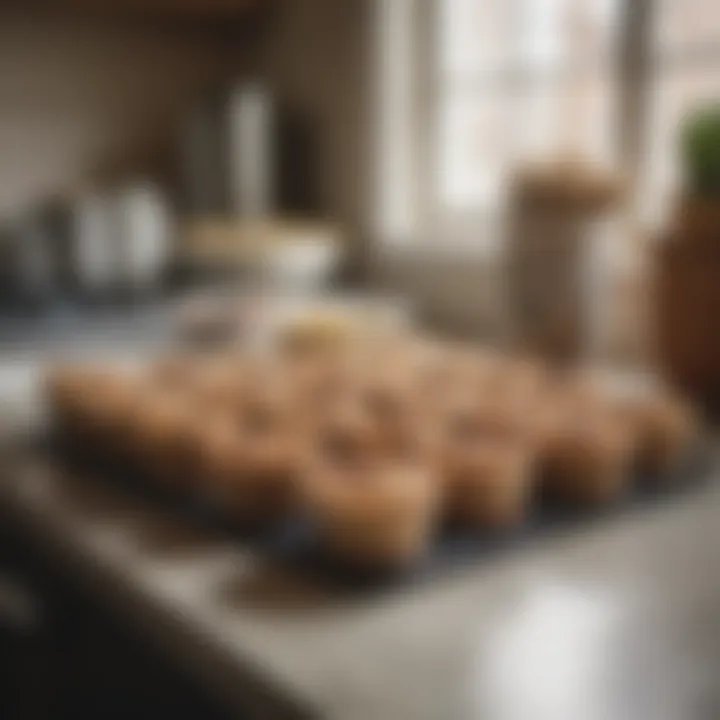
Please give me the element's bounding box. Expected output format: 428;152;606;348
639;0;720;230
374;0;622;241
375;0;720;244
437;0;621;213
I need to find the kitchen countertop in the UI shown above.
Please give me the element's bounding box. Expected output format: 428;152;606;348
0;303;176;359
1;361;720;720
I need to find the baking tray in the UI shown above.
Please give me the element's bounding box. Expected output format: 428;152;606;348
31;428;717;593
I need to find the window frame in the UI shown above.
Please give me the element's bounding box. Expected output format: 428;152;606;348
375;0;658;247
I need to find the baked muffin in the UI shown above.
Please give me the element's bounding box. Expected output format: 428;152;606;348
419;343;498;408
45;365;92;431
126;389;203;487
200;420;303;524
304;448;439;569
287;350;364;420
148;355;202;394
45;366;141;450
620;390;698;478
486;356;549;402
557;373;699;479
537;395;636;506
188;357;249;414
357;374;422;449
440;404;534;528
199;387;306;523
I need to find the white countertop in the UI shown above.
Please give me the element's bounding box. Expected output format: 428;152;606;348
1;361;719;720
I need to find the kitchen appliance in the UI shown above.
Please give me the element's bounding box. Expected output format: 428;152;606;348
8;213;60;312
180;82;274;218
71;192;118;301
227;82;274;217
113;182;171;297
179;82;320;219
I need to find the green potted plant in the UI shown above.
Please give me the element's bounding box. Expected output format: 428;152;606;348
656;103;720;410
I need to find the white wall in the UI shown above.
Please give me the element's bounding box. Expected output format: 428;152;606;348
374;245;507;339
0;9;250;220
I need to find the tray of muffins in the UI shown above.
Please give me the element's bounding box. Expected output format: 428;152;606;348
41;336;710;588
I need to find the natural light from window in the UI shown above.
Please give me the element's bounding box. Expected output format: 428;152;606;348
437;0;621;211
